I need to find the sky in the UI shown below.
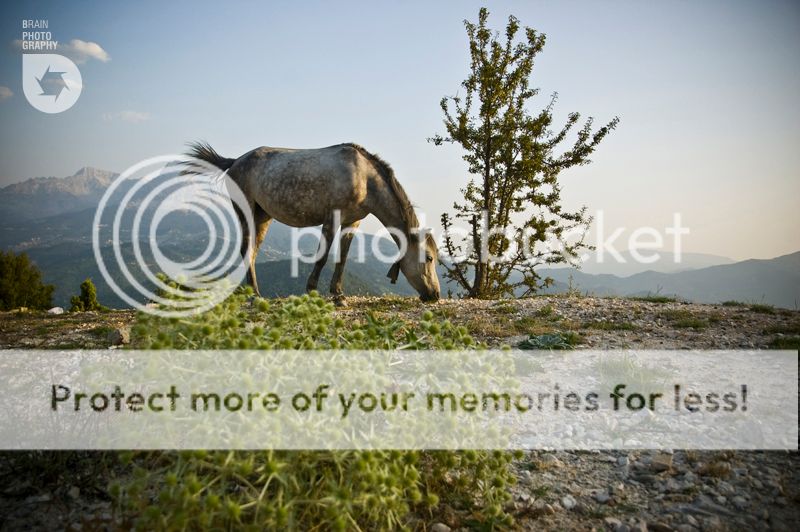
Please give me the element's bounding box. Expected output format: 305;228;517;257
0;0;798;261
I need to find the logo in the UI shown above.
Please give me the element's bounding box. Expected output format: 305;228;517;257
22;53;82;113
92;155;255;317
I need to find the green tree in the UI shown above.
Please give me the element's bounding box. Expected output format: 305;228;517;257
431;8;619;298
70;278;105;312
0;250;55;310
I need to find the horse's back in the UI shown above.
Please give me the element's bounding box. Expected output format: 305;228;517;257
230;144;372;226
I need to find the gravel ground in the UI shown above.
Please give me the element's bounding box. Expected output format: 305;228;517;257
0;295;797;530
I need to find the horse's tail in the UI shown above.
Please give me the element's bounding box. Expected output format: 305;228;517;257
184;141;236;174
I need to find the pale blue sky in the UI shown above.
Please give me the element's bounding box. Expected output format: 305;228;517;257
0;0;798;260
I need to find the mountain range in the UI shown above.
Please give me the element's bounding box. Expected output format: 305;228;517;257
1;167;797;309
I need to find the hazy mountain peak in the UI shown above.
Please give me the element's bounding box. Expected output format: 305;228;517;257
1;166;118;196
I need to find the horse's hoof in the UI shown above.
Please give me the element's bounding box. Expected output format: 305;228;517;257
332;295;348;307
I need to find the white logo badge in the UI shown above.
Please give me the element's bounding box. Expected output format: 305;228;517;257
22;53;82;113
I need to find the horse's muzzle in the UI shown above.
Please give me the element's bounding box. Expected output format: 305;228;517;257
420;292;440;303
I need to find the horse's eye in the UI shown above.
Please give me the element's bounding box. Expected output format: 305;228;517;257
426;254;433;262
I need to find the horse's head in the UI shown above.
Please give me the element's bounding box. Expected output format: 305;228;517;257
387;232;440;302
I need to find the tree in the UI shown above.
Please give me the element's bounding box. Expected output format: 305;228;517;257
430;8;619;298
0;250;54;310
70;278;106;312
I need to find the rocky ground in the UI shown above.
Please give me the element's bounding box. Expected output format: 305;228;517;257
0;295;798;530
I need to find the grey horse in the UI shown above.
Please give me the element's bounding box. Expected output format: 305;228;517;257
187;142;440;303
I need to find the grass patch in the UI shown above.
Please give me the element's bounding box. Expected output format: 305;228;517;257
531;485;550;497
631;295;677;304
673;318;708;330
89;325;114;339
768;336;800;350
659;309;693;321
764;322;800;335
491;302;516;315
535;305;555;318
584;320;637;331
749;304;775;314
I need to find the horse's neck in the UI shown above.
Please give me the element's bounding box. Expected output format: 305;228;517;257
369;184;415;244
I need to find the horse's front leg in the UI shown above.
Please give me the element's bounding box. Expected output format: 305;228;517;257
306;221;336;293
329;220;361;306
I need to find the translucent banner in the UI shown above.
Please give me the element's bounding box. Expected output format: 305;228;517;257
0;350;796;450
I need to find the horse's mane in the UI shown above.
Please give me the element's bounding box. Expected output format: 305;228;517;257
343;143;419;235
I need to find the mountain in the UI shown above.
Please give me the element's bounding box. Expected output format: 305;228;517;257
0;167;119;222
539;251;800;309
568;250;735;276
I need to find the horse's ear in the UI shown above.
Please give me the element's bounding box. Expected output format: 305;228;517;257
387;262;401;284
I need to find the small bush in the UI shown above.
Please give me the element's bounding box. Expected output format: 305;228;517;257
69;278;106;312
0;250;54;310
721;300;745;307
748;304;775;314
518;331;582;350
768;336;800;350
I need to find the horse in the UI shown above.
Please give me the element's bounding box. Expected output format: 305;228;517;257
186;142;440;304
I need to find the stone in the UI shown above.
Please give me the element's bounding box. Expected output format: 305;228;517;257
731;496;747;510
604;517;623;528
651;453;673;472
107;327;130;345
561;494;577;510
430;524;451;532
47;306;64;315
67;486;80;499
647;523;674;532
595;490;611;504
538;454;564;468
617;456;630;467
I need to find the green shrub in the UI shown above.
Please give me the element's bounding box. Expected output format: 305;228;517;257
748;303;775;314
120;291;515;530
69;278;106;312
0;250;54;310
768;336;800;350
721;300;745;307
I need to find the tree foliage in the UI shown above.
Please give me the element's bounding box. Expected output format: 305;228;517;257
0;250;54;310
69;278;105;312
431;8;619;298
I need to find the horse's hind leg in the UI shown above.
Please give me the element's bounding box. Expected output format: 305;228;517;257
248;205;272;297
306;220;336;293
329;219;362;306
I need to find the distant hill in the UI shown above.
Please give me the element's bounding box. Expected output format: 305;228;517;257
539;251;800;309
0;167;118;222
567;250;735;276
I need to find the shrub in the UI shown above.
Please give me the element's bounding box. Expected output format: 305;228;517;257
120;291;516;530
748;303;775;314
69;278;106;312
0;250;54;310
